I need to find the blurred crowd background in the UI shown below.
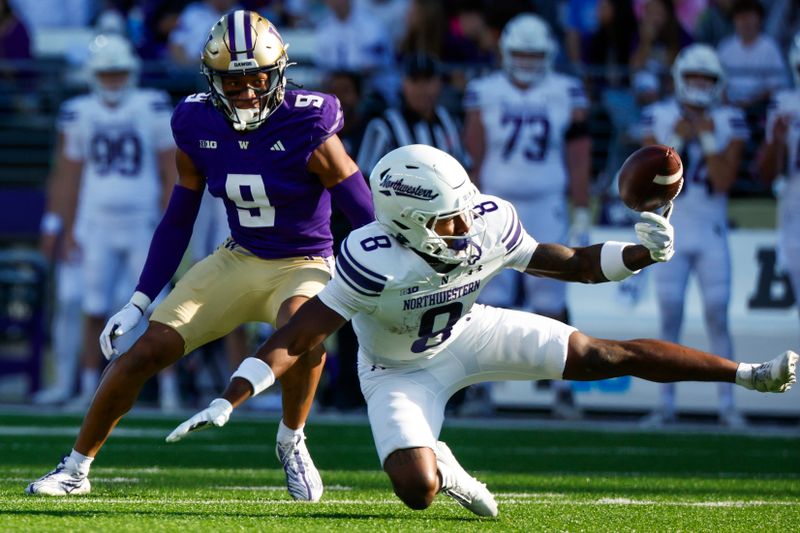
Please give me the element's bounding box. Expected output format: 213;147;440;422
0;0;798;420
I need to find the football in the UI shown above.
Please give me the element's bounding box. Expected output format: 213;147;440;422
618;145;683;212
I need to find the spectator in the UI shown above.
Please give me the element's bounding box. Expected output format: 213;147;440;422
314;0;396;103
0;0;30;60
717;0;788;109
438;1;495;91
674;0;708;35
357;0;410;48
0;0;32;111
136;1;190;60
583;0;639;93
10;0;93;32
694;0;735;47
565;0;600;71
169;0;240;67
324;69;367;156
764;0;800;52
398;0;445;59
630;0;694;80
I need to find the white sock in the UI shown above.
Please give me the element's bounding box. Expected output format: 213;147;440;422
437;460;456;492
735;363;755;389
276;419;304;444
158;372;178;400
80;369;99;396
68;449;93;476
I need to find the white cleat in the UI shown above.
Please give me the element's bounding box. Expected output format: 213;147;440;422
747;351;798;393
276;434;323;502
436;441;498;517
25;456;90;496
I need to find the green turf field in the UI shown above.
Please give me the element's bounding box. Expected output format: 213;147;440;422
2;411;798;532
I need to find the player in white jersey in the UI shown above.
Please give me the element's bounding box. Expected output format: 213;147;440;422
53;34;178;408
463;13;592;417
639;44;749;428
759;32;800;333
167;145;797;517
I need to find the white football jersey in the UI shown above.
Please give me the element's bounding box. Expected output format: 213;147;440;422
640;99;749;225
766;88;800;208
58;89;174;223
318;194;538;366
463;71;588;198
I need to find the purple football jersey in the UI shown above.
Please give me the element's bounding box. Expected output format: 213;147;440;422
171;90;344;259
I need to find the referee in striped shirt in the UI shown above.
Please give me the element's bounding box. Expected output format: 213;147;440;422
356;54;465;175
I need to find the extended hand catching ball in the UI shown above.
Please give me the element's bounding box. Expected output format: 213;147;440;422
618;145;683;212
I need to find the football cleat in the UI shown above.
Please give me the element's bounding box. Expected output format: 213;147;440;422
744;351;798;393
25;456;90;496
436;441;498;517
275;433;323;502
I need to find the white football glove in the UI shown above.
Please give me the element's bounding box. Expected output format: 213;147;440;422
635;210;675;262
165;398;233;443
99;303;144;360
568;207;591;247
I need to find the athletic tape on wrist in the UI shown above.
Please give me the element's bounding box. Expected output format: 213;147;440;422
129;291;151;313
40;212;63;235
231;357;275;396
699;131;717;155
600;241;639;281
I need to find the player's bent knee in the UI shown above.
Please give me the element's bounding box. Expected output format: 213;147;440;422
384;450;438;510
564;332;619;379
116;324;184;378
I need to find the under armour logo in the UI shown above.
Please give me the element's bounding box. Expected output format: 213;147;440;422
270;140;286;151
370;364;386;371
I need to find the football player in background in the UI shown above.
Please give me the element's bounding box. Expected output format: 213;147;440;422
638;44;748;428
463;13;592;418
167;145;796;518
35;34;180;410
26;11;374;501
758;32;800;332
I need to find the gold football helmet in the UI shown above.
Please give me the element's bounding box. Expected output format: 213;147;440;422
201;10;289;131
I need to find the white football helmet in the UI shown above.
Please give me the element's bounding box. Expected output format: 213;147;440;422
370;145;483;265
790;32;800;89
499;14;555;86
87;34;140;105
202;10;290;131
672;44;725;108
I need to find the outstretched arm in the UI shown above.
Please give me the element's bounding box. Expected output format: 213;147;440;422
525;242;655;283
167;297;346;441
525;208;674;283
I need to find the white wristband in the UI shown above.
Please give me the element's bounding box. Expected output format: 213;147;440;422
40;212;63;235
668;134;684;154
129;291;152;313
698;131;717;155
231;357;275;396
600;241;639;281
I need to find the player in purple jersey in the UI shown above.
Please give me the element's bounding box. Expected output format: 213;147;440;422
26;11;374;501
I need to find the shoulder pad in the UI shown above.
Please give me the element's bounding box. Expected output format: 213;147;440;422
337;228;392;297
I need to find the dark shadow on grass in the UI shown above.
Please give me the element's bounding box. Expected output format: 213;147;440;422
0;509;487;522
